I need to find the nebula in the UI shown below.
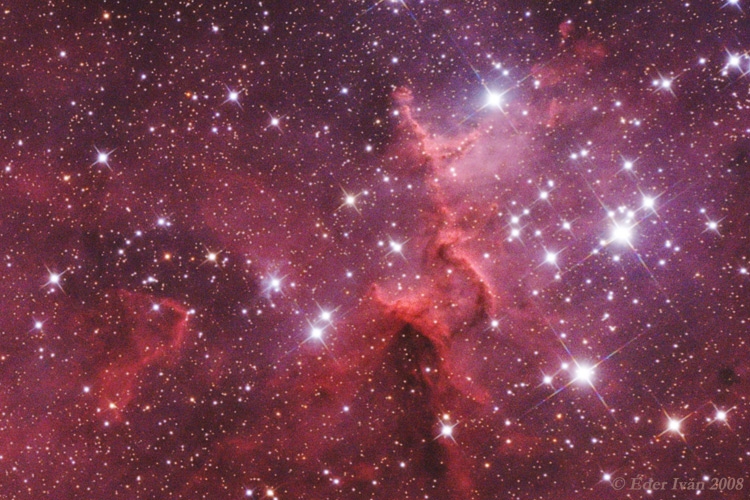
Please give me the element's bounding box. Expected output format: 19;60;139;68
1;0;749;498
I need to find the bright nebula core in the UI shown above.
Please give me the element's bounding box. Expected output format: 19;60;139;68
1;0;749;498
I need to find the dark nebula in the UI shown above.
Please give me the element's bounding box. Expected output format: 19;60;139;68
1;0;749;498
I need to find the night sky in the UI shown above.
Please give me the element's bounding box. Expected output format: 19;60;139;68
1;0;750;498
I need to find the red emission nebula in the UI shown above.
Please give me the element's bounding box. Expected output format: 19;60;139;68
1;0;749;499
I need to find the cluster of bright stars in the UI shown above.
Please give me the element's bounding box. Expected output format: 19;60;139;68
302;304;339;348
537;356;734;445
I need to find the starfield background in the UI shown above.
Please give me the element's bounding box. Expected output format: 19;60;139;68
1;0;749;498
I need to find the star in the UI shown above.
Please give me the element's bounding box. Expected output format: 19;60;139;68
223;86;243;108
610;223;633;245
338;188;363;213
302;318;330;348
573;365;594;384
544;251;557;265
316;303;339;325
703;216;724;235
722;0;742;9
44;267;67;290
708;405;735;427
386;238;408;259
726;52;742;69
667;418;681;433
92;147;115;170
266;114;285;131
485;89;505;109
659;414;691;439
436;417;458;442
201;248;223;266
28;318;47;333
263;274;286;296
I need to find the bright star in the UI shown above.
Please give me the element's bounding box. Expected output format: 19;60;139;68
223;86;243;108
201;248;223;266
29;318;48;333
723;0;742;9
266;113;285;131
263;274;287;296
316;303;339;325
659;413;690;438
709;405;734;426
652;73;677;95
338;188;362;213
481;85;509;111
574;365;594;384
543;250;561;267
667;418;681;433
610;223;633;244
486;91;503;108
386;238;408;259
92;147;115;170
436;418;458;442
703;214;725;235
303;319;329;348
44;267;67;290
